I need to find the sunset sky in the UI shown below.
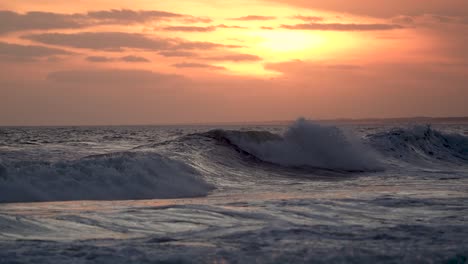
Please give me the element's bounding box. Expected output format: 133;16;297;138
1;0;467;125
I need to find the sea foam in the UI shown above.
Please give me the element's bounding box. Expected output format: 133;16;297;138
205;118;382;171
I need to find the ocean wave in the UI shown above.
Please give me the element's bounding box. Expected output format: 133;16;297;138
0;152;213;203
199;118;383;172
368;125;468;164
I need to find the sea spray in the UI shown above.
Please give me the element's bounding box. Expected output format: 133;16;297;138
204;118;383;171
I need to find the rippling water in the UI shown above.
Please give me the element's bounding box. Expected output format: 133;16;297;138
0;120;467;263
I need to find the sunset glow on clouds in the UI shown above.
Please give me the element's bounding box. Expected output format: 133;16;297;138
1;0;467;125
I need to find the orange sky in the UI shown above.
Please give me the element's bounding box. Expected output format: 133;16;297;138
0;0;467;125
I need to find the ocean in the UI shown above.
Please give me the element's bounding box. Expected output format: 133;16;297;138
0;118;467;263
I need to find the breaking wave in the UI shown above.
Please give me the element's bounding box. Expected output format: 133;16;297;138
368;125;468;164
200;118;383;172
0;152;213;203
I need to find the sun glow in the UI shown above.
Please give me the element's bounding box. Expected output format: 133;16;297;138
254;30;326;53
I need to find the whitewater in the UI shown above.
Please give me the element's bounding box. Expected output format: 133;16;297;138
0;119;467;263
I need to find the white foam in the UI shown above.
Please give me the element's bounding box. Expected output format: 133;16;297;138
225;118;382;171
0;152;213;203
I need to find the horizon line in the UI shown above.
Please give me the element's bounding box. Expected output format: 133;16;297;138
1;116;468;127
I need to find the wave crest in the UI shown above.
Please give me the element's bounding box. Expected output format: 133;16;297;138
202;119;382;172
369;125;468;164
0;152;213;203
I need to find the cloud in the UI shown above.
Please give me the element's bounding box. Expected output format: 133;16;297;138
265;60;362;73
392;15;415;24
23;32;235;52
158;51;198;57
281;22;404;31
23;32;171;52
392;14;468;26
85;55;151;63
217;24;248;29
261;26;274;30
161;26;216;32
230;15;276;21
0;41;71;61
161;24;251;32
0;9;209;35
201;54;262;62
172;62;225;70
182;16;213;23
293;15;324;22
87;9;182;23
47;69;185;84
86;56;113;62
267;0;468;18
174;41;242;50
120;55;150;62
327;64;363;70
0;10;85;34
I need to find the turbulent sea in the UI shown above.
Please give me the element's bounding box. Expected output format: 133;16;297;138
0;119;467;263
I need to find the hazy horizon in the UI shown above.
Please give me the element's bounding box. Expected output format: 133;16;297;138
1;115;468;127
1;1;467;126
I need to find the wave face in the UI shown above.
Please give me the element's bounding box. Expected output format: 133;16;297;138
0;152;213;203
369;125;468;165
202;119;382;172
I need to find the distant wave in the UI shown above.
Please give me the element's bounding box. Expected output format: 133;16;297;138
199;118;383;172
0;152;213;203
368;125;468;164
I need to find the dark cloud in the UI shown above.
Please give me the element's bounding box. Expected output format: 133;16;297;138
202;54;262;62
293;15;324;22
174;41;242;50
267;0;468;18
281;22;404;31
172;62;225;70
159;51;258;61
23;32;236;52
120;55;150;62
161;24;250;32
87;9;182;24
159;51;198;57
85;55;151;62
86;56;114;62
392;14;468;26
161;26;216;32
0;41;71;61
230;15;276;21
23;32;171;52
0;10;85;34
0;9;210;35
89;10;213;25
